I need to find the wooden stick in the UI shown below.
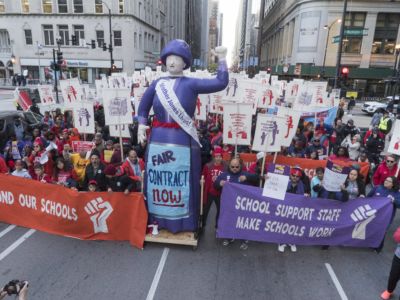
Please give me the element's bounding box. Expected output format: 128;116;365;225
396;164;400;177
259;152;267;188
141;170;145;194
200;175;205;217
119;125;124;162
273;152;278;163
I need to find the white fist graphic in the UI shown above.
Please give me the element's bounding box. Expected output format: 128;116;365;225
84;197;113;234
350;204;377;240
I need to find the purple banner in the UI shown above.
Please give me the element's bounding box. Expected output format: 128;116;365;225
217;183;393;247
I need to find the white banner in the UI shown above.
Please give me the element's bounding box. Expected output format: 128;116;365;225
223;104;252;146
252;114;286;152
294;81;328;111
209;91;225;114
37;85;55;106
388;120;400;156
72;101;95;134
276;106;301;147
102;88;133;125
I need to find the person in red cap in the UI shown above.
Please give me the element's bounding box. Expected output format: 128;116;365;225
201;146;228;231
26;137;53;177
88;179;98;192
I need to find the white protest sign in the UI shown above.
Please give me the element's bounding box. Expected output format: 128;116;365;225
209;91;225;114
59;78;85;106
223;103;252;145
195;94;208;121
37;85;55;106
258;83;278;109
276;106;301;147
388;120;400;156
102;88;133;125
322;161;350;192
72;101;95;134
263;173;289;200
252;114;286;152
109;124;131;138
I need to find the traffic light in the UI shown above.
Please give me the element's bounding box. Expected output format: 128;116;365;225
111;64;117;72
71;35;78;46
102;43;107;51
91;39;96;49
341;67;349;79
57;51;63;66
157;59;162;65
266;67;271;74
50;62;59;71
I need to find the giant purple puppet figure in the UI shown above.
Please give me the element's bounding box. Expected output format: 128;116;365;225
138;40;229;233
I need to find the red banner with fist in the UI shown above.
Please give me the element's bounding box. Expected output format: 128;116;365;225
0;174;148;249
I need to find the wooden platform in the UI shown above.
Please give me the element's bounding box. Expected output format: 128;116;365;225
145;229;198;247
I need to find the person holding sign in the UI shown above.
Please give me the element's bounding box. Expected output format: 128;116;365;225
137;39;229;233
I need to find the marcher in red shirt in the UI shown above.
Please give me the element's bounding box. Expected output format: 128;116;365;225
31;163;52;183
201;147;227;230
373;154;400;186
0;155;8;173
121;149;145;191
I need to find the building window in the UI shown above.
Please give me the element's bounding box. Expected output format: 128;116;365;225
96;30;104;47
73;0;83;13
372;13;400;55
0;0;4;13
144;32;147;50
58;25;69;46
114;30;122;46
43;25;54;45
95;0;103;13
134;32;137;48
139;34;142;49
58;0;67;13
21;0;29;13
42;0;52;13
119;0;124;13
341;12;366;54
73;25;85;43
24;29;32;45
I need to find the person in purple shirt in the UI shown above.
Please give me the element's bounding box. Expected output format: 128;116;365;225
137;39;229;233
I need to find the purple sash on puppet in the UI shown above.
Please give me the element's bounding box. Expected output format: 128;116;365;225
138;40;229;233
217;183;393;247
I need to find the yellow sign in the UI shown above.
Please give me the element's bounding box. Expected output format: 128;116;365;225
346;91;358;98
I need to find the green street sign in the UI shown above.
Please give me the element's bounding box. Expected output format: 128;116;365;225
332;36;340;43
344;28;368;36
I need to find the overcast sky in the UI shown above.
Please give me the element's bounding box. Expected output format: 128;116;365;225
219;0;260;65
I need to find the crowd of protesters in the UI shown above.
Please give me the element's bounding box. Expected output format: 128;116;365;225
1;95;400;299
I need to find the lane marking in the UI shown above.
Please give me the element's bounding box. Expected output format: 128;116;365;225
146;247;170;300
325;263;349;300
0;225;16;239
0;229;36;262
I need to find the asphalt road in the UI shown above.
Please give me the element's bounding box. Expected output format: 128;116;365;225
0;205;399;300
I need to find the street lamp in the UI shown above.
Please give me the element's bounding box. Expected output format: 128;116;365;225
10;54;16;64
101;1;114;75
391;44;400;100
321;18;341;78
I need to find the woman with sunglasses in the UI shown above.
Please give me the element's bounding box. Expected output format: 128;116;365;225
368;176;400;253
372;155;400;186
214;158;257;249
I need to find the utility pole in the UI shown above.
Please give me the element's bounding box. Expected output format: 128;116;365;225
334;0;348;89
102;1;114;75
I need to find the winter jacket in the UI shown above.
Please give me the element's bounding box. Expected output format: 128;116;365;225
372;163;400;186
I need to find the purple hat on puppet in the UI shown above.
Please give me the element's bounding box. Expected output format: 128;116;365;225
160;39;192;70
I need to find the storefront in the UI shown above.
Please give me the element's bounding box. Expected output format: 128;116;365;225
20;58;123;84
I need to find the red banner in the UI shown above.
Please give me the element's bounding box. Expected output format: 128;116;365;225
15;89;33;111
0;174;148;249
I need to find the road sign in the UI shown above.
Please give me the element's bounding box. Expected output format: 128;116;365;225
332;36;340;43
344;28;368;36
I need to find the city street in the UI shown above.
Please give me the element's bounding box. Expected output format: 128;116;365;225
0;207;398;300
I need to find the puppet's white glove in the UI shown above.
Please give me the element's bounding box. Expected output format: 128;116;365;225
138;124;149;144
214;46;227;61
